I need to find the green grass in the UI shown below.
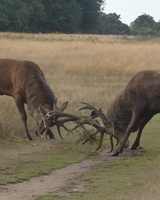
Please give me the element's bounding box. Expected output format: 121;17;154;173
35;114;160;200
0;132;97;186
1;105;160;200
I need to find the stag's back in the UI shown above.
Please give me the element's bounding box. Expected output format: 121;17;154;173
0;59;20;96
0;59;55;107
120;70;160;111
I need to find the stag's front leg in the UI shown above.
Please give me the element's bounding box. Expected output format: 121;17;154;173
14;96;32;141
112;135;130;156
112;110;140;156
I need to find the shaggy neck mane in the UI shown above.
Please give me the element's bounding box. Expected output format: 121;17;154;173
26;71;56;112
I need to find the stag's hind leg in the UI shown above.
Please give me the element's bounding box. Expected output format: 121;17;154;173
131;114;153;150
14;95;32;141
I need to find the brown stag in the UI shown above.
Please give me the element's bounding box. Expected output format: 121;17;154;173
46;70;160;156
0;59;68;141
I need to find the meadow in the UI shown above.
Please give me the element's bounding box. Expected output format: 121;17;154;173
0;33;160;199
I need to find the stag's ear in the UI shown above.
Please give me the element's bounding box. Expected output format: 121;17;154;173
59;101;68;112
39;105;48;116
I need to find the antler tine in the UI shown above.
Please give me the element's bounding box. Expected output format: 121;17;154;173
46;108;80;121
56;126;64;139
76;102;98;113
95;131;105;151
66;123;88;136
108;136;114;153
55;120;71;139
94;131;117;152
76;106;91;113
66;124;80;135
53;97;58;109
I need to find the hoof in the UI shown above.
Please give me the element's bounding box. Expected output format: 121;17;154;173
138;146;144;149
111;151;119;156
25;137;33;141
49;134;56;139
130;145;138;150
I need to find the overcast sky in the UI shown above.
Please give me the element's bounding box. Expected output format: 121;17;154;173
104;0;160;25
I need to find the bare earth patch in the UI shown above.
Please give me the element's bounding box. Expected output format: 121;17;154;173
0;149;134;200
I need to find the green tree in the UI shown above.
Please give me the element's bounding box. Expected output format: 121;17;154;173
0;0;115;34
8;0;31;32
41;0;81;33
0;4;9;31
9;0;46;32
60;0;81;33
0;0;13;31
41;0;65;32
98;12;130;35
77;0;105;33
131;14;156;35
153;21;160;34
28;0;46;32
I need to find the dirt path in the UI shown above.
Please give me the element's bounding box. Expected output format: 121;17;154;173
0;149;133;200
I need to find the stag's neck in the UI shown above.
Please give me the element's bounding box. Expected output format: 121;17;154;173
106;92;132;132
26;77;55;120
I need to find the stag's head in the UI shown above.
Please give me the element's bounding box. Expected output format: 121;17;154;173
105;111;130;149
39;100;68;124
35;99;68;139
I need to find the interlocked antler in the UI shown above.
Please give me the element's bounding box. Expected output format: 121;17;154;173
37;99;72;139
42;101;118;152
45;102;80;139
76;102;118;152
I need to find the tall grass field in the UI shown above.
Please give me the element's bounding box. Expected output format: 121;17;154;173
0;33;160;199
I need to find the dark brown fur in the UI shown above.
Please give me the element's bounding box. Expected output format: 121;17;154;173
0;59;59;140
106;70;160;155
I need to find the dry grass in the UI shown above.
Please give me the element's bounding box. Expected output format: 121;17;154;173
1;33;160;109
0;33;160;131
0;33;160;129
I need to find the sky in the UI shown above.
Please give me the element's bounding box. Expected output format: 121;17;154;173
104;0;160;25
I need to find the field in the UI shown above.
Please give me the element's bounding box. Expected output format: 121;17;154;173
0;33;160;199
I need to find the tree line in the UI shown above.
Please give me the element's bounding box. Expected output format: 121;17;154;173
99;13;160;36
0;0;105;33
0;0;160;36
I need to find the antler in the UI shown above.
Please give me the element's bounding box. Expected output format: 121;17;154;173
43;101;118;152
35;118;57;139
37;98;78;139
75;102;118;151
44;99;80;139
77;102;110;127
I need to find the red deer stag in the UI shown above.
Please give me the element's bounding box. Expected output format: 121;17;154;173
46;70;160;156
0;59;68;141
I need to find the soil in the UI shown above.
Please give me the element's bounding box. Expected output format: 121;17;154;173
0;149;134;200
